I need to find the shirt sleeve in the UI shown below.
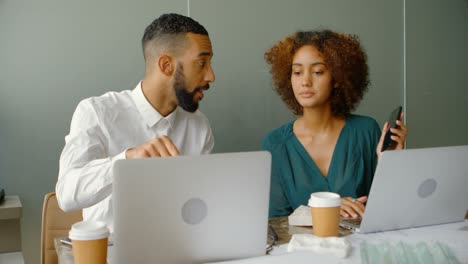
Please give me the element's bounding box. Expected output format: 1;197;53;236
201;122;215;154
56;100;124;212
261;135;293;218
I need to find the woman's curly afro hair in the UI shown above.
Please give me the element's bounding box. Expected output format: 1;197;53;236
264;30;370;117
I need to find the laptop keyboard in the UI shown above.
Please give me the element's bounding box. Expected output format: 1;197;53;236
342;217;362;225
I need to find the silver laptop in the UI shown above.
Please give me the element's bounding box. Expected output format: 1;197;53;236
112;151;271;264
340;145;468;233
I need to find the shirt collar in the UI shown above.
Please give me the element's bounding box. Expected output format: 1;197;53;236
131;81;177;129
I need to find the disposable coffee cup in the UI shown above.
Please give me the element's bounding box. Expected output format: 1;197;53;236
308;192;341;237
69;221;110;264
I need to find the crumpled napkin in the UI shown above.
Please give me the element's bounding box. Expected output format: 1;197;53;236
287;234;351;258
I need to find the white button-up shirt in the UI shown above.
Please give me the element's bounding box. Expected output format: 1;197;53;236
56;82;214;231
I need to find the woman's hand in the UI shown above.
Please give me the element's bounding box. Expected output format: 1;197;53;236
341;196;367;218
377;112;408;157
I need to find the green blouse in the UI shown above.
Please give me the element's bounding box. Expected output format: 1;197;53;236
261;114;381;218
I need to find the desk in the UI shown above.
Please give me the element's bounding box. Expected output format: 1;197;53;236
240;219;468;264
56;219;468;264
55;218;307;263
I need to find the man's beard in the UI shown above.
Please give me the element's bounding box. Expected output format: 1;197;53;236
174;64;209;113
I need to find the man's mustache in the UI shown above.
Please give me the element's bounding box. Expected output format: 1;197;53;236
196;84;210;92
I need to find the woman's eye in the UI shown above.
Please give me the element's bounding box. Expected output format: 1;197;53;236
314;71;323;75
293;71;301;75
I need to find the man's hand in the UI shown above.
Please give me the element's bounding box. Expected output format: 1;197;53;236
125;136;180;159
340;196;367;218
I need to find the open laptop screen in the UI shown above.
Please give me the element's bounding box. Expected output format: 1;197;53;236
344;145;468;233
112;151;271;264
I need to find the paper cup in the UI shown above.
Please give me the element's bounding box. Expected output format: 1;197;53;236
308;192;341;237
69;221;109;264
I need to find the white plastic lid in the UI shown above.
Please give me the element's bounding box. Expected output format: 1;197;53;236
308;192;341;207
69;221;109;241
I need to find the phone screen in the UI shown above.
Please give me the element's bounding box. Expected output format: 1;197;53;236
381;106;402;151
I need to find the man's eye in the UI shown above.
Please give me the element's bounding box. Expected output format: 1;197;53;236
199;61;206;67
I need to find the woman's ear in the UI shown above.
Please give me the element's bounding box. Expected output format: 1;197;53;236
158;55;174;76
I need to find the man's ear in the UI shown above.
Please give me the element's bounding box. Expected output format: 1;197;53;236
158;55;174;76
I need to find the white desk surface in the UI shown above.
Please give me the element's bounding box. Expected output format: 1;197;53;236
212;220;468;264
57;220;468;264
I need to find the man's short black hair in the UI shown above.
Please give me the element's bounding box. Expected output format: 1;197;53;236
142;13;209;61
142;13;208;43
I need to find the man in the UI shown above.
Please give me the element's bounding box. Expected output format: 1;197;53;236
56;13;216;231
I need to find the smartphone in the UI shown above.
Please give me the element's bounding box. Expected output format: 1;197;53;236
381;106;402;151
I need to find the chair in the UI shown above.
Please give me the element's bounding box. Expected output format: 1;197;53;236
41;192;82;264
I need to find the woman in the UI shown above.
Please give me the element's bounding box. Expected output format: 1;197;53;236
262;30;407;219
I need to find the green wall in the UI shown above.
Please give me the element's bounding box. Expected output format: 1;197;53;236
0;0;467;263
406;0;468;148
